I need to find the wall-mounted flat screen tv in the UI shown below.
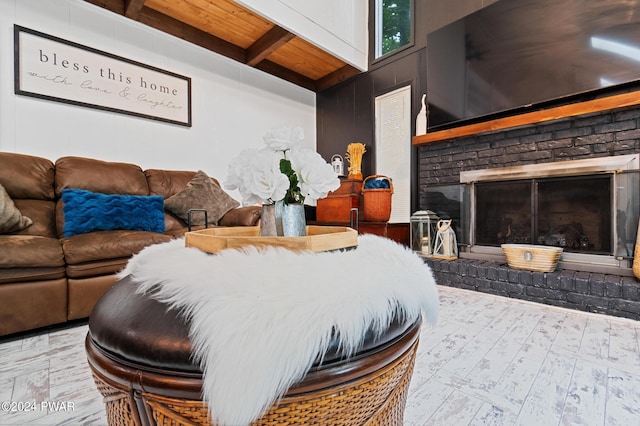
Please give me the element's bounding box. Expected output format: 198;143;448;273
426;0;640;131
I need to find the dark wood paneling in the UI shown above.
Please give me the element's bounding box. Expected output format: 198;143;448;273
318;83;356;159
317;48;426;211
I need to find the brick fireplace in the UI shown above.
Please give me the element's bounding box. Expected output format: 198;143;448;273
459;154;639;272
417;105;640;319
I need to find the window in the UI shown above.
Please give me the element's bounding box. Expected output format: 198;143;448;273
374;0;413;59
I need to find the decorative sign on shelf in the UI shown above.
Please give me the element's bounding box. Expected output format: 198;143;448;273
14;25;192;127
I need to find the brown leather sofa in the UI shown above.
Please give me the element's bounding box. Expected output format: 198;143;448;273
0;152;260;337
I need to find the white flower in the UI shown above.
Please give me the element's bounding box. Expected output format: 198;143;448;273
289;148;341;200
225;126;338;205
244;150;290;204
223;149;254;191
263;126;304;151
224;149;289;204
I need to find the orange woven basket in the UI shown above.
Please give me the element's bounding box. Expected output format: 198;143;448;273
362;175;393;222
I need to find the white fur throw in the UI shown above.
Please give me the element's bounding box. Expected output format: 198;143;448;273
120;234;439;426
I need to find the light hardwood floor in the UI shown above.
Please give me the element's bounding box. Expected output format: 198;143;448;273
1;286;639;425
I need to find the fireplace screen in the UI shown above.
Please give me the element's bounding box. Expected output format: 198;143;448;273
421;156;640;272
475;175;611;254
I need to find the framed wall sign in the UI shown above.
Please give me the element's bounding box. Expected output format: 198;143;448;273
14;25;192;127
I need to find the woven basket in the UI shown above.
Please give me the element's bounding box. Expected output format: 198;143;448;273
501;244;563;272
90;337;419;426
362;175;393;222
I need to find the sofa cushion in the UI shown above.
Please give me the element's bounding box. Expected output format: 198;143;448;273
164;170;239;226
0;152;55;200
0;267;66;285
65;258;130;279
61;189;165;237
0;235;64;269
62;230;172;265
55;156;149;196
0;184;33;234
145;169;200;198
12;200;57;238
218;206;262;227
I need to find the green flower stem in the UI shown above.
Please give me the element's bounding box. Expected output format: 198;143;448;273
279;157;304;205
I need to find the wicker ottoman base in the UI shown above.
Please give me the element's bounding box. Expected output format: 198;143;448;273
88;334;418;426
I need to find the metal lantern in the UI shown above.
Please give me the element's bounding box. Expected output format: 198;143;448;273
433;219;458;259
410;210;440;256
331;154;344;176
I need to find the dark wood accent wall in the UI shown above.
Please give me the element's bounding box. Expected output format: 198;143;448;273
316;0;479;215
317;50;426;170
316;50;426;215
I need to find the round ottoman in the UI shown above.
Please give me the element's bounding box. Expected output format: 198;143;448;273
86;275;421;426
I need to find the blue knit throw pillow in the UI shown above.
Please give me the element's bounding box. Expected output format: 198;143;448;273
61;189;165;237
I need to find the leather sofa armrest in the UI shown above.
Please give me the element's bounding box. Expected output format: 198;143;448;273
218;206;261;227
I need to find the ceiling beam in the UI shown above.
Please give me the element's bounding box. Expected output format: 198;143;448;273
124;0;145;19
316;65;362;92
84;0;125;14
255;60;316;91
246;26;295;67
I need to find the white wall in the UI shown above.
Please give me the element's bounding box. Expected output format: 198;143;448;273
0;0;316;186
236;0;367;71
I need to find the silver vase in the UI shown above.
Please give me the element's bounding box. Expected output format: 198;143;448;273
260;200;306;237
260;203;279;236
280;202;306;236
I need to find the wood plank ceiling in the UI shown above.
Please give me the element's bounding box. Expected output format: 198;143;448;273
84;0;363;91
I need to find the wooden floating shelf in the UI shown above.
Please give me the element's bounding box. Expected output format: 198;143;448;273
412;90;640;145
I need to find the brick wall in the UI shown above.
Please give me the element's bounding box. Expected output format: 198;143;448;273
418;106;640;192
426;258;640;320
417;106;640;320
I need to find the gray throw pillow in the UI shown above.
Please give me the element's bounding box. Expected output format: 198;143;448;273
0;183;33;233
165;170;240;226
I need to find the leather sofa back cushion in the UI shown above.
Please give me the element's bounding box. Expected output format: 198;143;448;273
0;152;55;200
145;169;222;198
145;169;197;198
12;200;57;237
55;156;149;196
0;184;32;233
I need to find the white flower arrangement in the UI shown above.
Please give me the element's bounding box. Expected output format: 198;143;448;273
224;127;340;205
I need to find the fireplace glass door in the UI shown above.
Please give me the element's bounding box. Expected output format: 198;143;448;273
475;175;611;254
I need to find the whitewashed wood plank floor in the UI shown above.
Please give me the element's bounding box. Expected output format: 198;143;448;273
1;285;639;426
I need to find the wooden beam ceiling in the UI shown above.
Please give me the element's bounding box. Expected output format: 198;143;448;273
124;0;145;19
83;0;361;92
246;26;295;67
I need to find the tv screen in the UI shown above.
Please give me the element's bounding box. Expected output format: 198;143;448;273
426;0;640;131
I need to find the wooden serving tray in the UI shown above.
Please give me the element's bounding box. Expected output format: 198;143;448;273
185;225;358;254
